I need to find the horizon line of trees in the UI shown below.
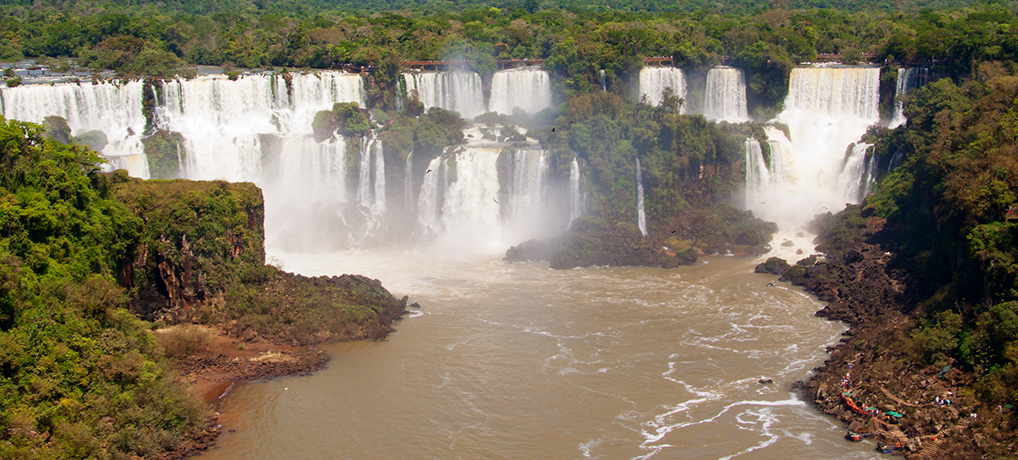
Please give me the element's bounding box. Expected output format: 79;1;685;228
2;1;1016;119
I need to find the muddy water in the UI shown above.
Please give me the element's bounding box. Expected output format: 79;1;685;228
199;252;879;460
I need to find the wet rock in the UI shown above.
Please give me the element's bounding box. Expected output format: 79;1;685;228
796;255;818;266
758;378;773;384
754;257;790;275
781;239;795;247
43;116;71;143
74;130;108;152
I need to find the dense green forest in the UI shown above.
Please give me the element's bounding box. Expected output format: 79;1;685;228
0;119;210;458
865;63;1018;405
3;0;1018;118
0;115;407;457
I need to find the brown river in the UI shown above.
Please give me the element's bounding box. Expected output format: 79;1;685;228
198;250;880;459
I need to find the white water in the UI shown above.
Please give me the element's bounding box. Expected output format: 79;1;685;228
416;156;444;235
0;80;149;176
637;67;687;111
402;71;485;120
405;150;414;208
599;69;607;92
159;72;369;249
160;72;365;180
704;67;749;122
356;133;386;216
636;156;647;236
506;149;549;239
889;67;929;128
744;138;771;206
489;68;553;115
432;147;505;254
569;156;585;223
748;66;880;226
838;143;873;204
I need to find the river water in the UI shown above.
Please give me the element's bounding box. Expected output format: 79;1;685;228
199;250;879;460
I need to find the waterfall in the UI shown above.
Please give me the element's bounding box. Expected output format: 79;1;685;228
489;68;553;115
405;150;414;208
704;67;749;122
744;138;770;206
402;71;485;120
505;149;549;241
372;138;386;215
754;65;880;224
157;71;369;250
0;79;148;176
838;143;874;203
417;157;444;234
862;147;878;197
273;136;347;203
889;67;929;128
636;156;647;236
357;133;385;215
569;157;584;223
160;72;365;182
637;67;687;111
436;148;504;253
599;70;607;92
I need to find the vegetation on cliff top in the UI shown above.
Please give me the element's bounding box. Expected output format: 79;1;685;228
863;64;1018;408
0;116;408;458
0;118;208;458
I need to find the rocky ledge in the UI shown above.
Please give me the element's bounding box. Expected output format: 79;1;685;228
760;205;1014;458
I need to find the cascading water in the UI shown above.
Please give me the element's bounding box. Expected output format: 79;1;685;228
431;147;505;253
637;67;687;111
506;149;549;239
838;143;874;203
402;72;485;120
569;156;585;223
599;70;607;92
405;150;414;208
863;151;879;197
636;155;647;236
489;68;553;115
416;156;444;235
0;80;148;176
704;67;749;122
159;71;368;250
889;67;929;128
749;66;880;226
356;133;385;216
744;138;770;205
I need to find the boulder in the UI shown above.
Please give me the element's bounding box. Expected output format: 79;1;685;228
755;257;790;275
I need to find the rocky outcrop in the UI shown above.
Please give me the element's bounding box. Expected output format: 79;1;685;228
112;176;407;345
754;257;789;275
